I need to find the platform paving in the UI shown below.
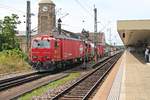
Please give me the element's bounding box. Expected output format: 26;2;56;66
119;51;150;100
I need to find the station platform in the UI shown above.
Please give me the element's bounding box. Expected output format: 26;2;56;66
92;51;150;100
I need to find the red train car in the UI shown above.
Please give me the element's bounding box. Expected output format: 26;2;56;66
61;38;85;61
85;42;94;61
30;35;105;70
96;45;105;58
30;35;85;70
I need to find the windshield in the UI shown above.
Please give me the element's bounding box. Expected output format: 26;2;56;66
32;40;50;48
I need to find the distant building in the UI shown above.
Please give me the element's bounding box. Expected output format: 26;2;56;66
38;0;56;35
16;33;26;52
17;0;56;52
16;31;38;53
88;32;105;45
75;32;105;46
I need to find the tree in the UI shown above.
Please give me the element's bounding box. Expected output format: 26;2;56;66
0;14;21;51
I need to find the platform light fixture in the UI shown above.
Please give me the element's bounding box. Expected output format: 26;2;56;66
123;33;125;38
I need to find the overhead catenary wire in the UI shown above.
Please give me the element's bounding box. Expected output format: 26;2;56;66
0;4;26;14
73;0;108;32
74;0;93;17
0;3;39;17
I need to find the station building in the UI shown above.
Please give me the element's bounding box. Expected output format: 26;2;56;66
17;0;106;52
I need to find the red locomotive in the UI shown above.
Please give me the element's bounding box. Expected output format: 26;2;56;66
30;35;104;70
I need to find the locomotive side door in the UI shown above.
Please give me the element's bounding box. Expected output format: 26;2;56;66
54;39;61;61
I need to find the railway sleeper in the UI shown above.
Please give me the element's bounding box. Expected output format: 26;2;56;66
71;87;92;91
62;95;84;99
67;92;89;96
66;90;88;94
60;97;81;100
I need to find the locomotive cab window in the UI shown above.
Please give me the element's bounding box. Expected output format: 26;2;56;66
32;40;50;48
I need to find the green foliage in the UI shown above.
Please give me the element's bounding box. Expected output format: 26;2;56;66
0;14;31;74
0;14;21;51
0;49;28;61
0;49;31;74
20;72;80;100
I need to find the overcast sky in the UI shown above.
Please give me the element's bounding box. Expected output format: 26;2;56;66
0;0;150;45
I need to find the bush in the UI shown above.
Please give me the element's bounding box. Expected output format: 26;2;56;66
0;49;28;61
0;49;31;74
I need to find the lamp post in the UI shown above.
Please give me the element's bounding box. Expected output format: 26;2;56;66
57;13;69;35
58;18;62;35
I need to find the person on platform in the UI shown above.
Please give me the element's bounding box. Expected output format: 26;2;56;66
148;48;150;63
145;47;149;62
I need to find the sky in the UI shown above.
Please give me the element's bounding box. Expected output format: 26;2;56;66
0;0;150;45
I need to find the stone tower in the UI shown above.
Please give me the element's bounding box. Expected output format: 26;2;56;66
38;0;56;35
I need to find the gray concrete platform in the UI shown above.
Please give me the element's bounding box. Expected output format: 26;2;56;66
93;51;150;100
119;51;150;100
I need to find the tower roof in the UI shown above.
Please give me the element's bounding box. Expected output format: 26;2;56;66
39;0;54;4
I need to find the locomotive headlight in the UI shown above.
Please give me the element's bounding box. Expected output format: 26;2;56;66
32;56;38;59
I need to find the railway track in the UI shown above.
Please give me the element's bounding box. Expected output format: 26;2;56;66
0;71;51;91
51;52;122;100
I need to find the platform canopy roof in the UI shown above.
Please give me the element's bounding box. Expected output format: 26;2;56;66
117;20;150;46
39;0;54;4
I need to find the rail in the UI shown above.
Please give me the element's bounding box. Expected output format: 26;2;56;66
0;71;51;91
51;52;122;100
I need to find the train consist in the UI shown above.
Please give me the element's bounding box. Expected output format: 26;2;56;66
30;35;105;70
